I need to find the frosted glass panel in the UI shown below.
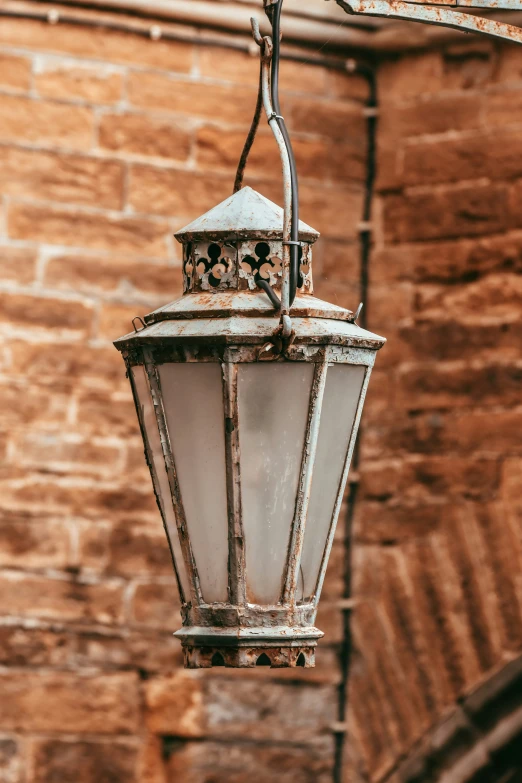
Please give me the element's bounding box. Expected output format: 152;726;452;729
300;364;366;602
131;365;191;602
159;363;229;604
238;363;314;605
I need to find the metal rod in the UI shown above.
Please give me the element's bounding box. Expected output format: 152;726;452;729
126;359;187;604
257;25;293;315
222;359;246;607
0;9;364;68
282;355;329;605
269;0;301;306
233;55;264;195
313;365;373;610
337;0;522;45
142;349;203;607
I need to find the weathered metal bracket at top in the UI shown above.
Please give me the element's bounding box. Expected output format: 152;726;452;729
335;0;522;45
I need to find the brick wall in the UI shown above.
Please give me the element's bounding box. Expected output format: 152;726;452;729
0;9;369;782
347;41;522;782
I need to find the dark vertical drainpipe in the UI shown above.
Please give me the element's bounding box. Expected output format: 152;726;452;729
333;61;378;783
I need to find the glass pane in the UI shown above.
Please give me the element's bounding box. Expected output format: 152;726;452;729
300;364;366;602
238;363;314;605
131;365;191;602
159;363;229;604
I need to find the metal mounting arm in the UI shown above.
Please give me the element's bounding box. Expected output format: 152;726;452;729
335;0;522;45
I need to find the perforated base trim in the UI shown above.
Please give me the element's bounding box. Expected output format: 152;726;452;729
182;645;316;669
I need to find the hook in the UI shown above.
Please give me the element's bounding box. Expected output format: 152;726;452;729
132;316;146;333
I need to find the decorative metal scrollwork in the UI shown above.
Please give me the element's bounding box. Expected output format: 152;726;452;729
241;242;282;284
197;243;233;289
184;242;194;293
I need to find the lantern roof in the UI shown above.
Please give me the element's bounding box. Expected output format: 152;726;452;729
175;186;320;243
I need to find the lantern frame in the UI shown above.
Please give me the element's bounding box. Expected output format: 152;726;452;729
118;294;382;667
114;18;385;668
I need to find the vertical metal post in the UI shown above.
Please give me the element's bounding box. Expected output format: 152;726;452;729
126;359;187;605
222;359;247;606
142;349;203;607
283;356;329;604
313;365;373;610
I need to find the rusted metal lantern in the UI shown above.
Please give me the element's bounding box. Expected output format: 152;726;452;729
114;10;385;669
114;187;385;668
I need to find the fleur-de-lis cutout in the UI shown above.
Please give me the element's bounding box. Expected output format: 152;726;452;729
198;243;231;288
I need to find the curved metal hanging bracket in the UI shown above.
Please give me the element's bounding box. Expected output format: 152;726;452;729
335;0;522;44
234;17;294;325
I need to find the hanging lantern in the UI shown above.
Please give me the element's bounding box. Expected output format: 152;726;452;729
114;12;385;668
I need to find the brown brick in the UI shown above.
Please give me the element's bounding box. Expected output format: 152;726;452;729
203;679;337;742
0;737;23;783
326;141;366;184
0;94;93;149
501;458;522;506
127;72;256;125
379;95;481;141
195;47;260;86
366;282;413;331
140;736;166;783
313;237;359;282
0;671;139;733
376;409;522;457
0;625;76;668
145;671;204;737
75;386;137;437
80;522;173;578
483;88;522;127
31;738;139;783
131;580;180;628
383;184;511;243
0;53;31;92
0;517;70;570
76;628;183;674
396;362;522;410
12;431;122;475
195;125;331;181
8;203;171;258
45;254;180;301
165;739;333;783
128;165;231;219
0;18;193;72
417;272;522;321
354;501;450;543
9;341;121;384
0;291;93;334
198;47;328;96
326;69;369;102
97;302;155;341
0;146;124;208
99;112;192;160
316;601;342;644
399;318;522;364
402;129;522;187
361;457;500;503
442;44;496;91
0;246;36;285
288;97;366;140
0;475;156;520
299;183;364;240
378;52;443;101
372;231;522;284
0;381;69;427
34;63;123;104
0;572;124;625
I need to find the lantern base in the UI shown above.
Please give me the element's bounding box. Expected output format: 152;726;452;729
175;625;323;669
